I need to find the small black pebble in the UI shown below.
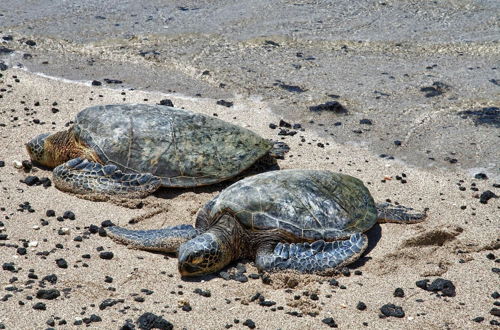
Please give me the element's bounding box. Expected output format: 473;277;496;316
356;301;367;311
99;252;114;260
479;190;497;204
359;119;372;125
380;304;405;318
216;100;233;107
474;173;488;180
55;258;68;268
159;99;174;107
393;288;405;298
136;312;173;330
243;319;256;329
101;220;114;227
394;140;402;146
472;316;484;323
36;289;60;300
63;211;75;220
46;210;55;217
321;317;338;328
32;302;46;310
91;80;102;86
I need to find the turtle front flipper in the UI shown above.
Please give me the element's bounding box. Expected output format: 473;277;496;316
107;224;199;253
53;158;161;198
376;202;427;224
255;233;368;273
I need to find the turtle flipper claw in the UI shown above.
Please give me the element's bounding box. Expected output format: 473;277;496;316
255;234;368;273
53;158;162;198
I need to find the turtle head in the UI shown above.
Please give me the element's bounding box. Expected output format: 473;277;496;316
26;133;53;166
177;233;232;277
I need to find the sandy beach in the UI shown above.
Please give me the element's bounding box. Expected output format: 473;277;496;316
0;68;498;329
1;0;499;329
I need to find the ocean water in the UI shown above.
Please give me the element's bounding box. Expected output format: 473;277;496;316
1;0;499;179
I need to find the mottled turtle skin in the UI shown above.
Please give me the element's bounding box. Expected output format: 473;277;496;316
107;169;426;276
26;104;287;197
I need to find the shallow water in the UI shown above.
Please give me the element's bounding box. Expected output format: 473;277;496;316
1;0;499;179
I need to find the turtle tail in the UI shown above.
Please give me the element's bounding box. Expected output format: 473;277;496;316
268;141;290;160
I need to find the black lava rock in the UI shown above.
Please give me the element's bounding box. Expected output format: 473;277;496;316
417;278;456;297
89;224;99;233
472;316;484;323
25;40;36;46
321;317;338;328
243;319;256;329
394;140;402;146
491;308;500;317
46;210;56;217
0;161;4;167
216;100;233;107
356;301;367;311
55;258;68;269
103;78;123;84
393;288;405;298
99;298;124;310
23;176;39;186
136;312;173;330
479;190;497;204
63;211;75;220
159;99;174;107
276;83;305;93
474;173;488;180
101;220;115;227
193;288;211;297
42;274;58;284
269;123;277;129
380;304;405;318
458;107;499;128
91;80;102;86
2;263;15;272
420;81;449;97
36;289;60;300
33;302;46;310
99;252;114;260
359;119;373;125
309;101;347;114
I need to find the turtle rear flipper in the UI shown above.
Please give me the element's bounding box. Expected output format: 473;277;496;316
376;202;427;224
255;233;368;273
107;225;199;253
53;158;161;198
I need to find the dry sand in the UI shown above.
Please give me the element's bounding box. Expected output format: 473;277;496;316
0;69;499;329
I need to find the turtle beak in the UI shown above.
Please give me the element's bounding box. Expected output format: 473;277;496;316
178;263;203;277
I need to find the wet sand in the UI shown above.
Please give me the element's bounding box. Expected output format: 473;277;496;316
0;69;498;329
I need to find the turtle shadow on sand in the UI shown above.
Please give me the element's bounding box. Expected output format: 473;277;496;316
350;224;382;268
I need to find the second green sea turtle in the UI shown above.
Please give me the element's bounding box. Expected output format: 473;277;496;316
107;169;426;277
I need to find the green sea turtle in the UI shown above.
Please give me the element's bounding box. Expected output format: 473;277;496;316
26;104;288;198
106;169;426;277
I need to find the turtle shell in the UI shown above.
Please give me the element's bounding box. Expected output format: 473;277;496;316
203;169;378;241
74;104;272;187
